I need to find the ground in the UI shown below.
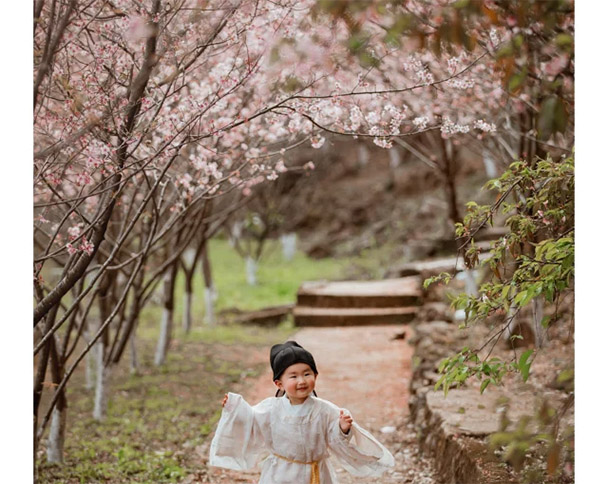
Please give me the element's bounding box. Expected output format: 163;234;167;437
196;325;442;484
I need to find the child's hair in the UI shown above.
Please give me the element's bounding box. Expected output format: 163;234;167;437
270;341;319;398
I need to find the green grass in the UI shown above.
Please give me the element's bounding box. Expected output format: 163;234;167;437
139;237;399;326
37;322;295;483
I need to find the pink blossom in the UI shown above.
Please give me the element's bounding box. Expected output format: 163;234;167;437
67;224;82;240
373;137;393;149
310;136;325;149
275;159;288;173
79;237;94;256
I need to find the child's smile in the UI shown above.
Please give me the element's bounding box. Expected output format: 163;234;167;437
275;362;317;404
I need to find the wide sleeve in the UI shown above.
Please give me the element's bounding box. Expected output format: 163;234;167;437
326;407;395;477
208;393;270;471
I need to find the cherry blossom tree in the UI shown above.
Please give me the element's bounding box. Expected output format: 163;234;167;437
34;0;552;467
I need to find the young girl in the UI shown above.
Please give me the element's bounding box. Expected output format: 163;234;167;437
209;341;394;483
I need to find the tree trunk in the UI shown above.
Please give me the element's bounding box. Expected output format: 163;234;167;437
155;306;173;366
46;331;67;463
245;256;257;286
438;134;461;228
201;239;216;325
46;405;67;463
129;329;139;375
155;263;178;366
93;273;114;421
34;302;59;459
532;296;546;348
84;321;96;390
93;341;110;421
281;232;297;261
182;274;194;333
463;269;478;297
357;141;370;168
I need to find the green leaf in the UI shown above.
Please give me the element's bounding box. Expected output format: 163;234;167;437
480;378;491;394
495;43;514;59
518;349;534;382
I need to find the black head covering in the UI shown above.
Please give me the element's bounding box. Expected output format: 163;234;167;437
270;341;318;381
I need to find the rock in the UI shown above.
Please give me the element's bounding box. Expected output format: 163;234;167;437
417;302;454;323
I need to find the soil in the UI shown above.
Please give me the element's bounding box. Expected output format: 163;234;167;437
193;325;442;484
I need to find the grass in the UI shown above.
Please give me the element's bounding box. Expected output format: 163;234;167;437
37;237;394;483
37;322;295;483
140;236;399;324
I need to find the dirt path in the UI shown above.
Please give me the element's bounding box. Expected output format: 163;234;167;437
199;324;441;484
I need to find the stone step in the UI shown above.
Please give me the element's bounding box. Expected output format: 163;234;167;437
292;306;418;326
297;277;422;308
226;304;293;326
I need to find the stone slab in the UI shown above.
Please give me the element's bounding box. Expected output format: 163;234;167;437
425;386;573;437
297;276;421;297
293;306;418;326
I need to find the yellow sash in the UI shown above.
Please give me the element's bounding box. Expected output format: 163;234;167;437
273;453;320;484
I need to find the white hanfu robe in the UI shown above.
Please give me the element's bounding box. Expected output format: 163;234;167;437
209;392;395;483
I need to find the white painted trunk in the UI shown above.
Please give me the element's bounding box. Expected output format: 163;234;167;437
154;307;172;366
204;287;215;326
463;269;479;297
246;256;258;286
389;147;400;169
357;143;369;168
93;343;109;421
281;233;297;261
182;292;193;333
85;337;95;390
532;296;546;348
129;330;139;376
46;405;66;463
482;149;499;178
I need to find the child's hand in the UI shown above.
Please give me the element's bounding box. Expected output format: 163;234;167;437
221;394;228;407
339;410;353;434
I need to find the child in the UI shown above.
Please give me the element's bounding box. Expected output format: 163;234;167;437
209;341;395;483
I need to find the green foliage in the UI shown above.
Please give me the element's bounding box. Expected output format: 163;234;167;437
489;396;574;482
435;348;508;396
427;154;574;391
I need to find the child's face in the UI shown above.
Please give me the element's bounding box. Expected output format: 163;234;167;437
274;362;317;404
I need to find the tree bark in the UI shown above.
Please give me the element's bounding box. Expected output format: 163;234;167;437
84;320;95;390
245;256;257;286
201;238;215;325
34;301;59;458
46;336;67;463
93;272;115;421
129;329;139;375
154;261;178;366
438;135;461;227
182;289;193;333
